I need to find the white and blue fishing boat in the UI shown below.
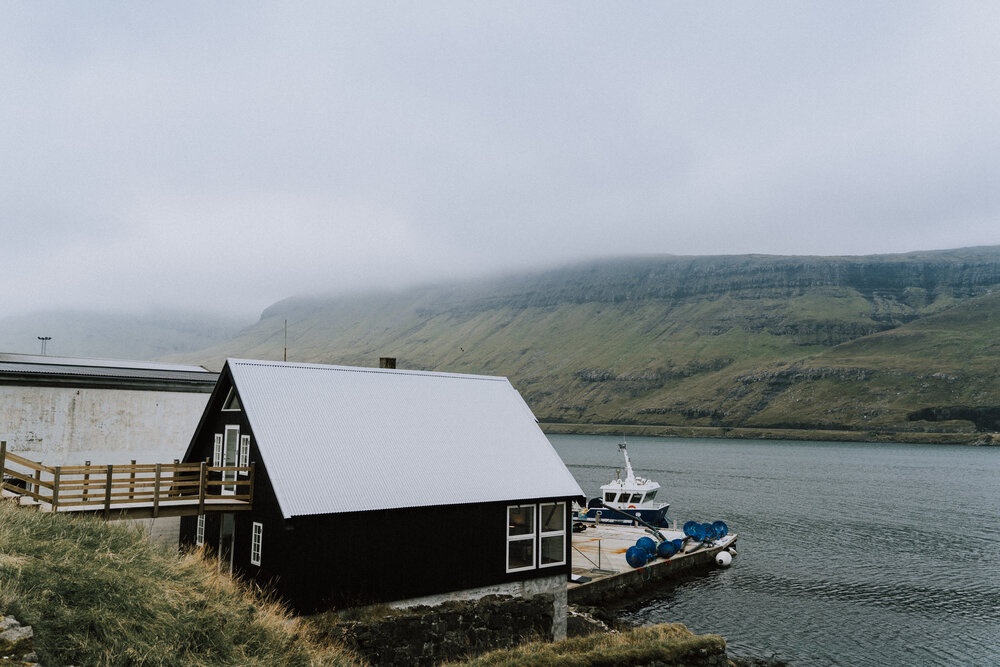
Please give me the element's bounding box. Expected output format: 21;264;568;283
575;442;671;528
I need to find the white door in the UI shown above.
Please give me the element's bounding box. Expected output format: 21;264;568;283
222;425;239;494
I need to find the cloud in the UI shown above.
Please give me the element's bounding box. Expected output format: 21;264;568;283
2;2;1000;320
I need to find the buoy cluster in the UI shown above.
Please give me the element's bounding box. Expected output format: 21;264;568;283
682;520;729;542
624;520;730;569
625;536;683;568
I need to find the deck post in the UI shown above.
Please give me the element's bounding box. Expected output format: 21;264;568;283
104;464;113;519
0;441;6;486
198;460;207;515
128;460;136;501
33;468;41;498
83;461;91;503
153;463;162;518
51;466;61;510
247;462;255;504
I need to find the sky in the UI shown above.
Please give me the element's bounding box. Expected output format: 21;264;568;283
3;2;1000;322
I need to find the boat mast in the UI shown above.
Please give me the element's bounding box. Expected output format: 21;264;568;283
619;442;636;483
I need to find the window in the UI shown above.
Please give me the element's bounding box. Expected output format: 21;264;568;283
196;514;205;546
222;387;242;411
506;502;568;572
222;426;239;493
506;505;535;572
250;522;263;566
239;435;250;473
213;434;223;467
629;494;643;504
604;492;616;502
539;503;567;567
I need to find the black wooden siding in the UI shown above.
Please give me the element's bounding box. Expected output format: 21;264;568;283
180;373;574;613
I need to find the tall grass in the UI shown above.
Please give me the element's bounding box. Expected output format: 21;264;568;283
444;623;727;666
0;500;360;666
0;499;732;666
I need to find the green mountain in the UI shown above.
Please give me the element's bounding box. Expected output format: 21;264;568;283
172;247;1000;441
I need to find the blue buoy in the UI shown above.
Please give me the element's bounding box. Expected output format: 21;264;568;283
636;536;657;557
657;540;677;558
711;520;729;539
625;545;649;568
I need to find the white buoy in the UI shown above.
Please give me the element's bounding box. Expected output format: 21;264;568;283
715;550;733;567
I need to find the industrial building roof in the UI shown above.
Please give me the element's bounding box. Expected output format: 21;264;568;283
223;358;584;519
0;353;218;391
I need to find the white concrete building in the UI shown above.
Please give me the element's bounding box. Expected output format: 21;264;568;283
0;353;217;465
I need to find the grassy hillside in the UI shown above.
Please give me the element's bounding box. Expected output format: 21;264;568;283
167;248;1000;441
0;501;358;666
0;501;735;666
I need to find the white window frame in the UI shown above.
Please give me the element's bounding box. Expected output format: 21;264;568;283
538;502;567;568
506;504;536;573
196;514;206;546
222;386;241;411
250;522;263;566
238;435;250;474
213;434;223;467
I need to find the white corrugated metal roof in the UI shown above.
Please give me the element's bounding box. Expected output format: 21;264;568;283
226;359;583;519
0;353;211;373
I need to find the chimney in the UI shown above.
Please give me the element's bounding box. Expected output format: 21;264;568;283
379;357;397;369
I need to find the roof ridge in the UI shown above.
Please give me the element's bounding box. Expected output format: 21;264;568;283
227;358;508;382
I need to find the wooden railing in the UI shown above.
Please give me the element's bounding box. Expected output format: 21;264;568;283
0;441;253;517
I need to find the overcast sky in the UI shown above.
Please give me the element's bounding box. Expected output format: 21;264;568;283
3;2;1000;321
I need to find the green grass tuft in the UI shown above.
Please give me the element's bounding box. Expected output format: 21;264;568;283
0;500;359;666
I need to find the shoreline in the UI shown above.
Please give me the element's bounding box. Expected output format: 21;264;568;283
540;422;1000;445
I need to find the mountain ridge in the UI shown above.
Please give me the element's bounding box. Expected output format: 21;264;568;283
164;246;1000;441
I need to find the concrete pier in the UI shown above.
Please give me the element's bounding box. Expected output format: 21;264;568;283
568;521;737;604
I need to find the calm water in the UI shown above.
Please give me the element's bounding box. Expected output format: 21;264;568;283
549;435;1000;666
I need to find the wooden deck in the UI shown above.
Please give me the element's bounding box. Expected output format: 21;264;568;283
0;441;253;519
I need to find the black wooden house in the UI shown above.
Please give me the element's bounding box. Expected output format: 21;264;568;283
179;359;584;613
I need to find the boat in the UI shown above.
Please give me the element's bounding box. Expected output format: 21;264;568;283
574;442;672;528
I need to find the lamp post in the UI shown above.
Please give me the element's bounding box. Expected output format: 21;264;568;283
37;336;51;355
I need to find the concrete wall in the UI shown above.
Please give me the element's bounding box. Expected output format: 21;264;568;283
0;385;208;465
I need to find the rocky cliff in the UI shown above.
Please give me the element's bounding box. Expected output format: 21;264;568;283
172;247;1000;440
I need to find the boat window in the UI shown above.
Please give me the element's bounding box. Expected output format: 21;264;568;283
617;494;630;503
646;491;656;501
630;494;643;503
604;492;617;502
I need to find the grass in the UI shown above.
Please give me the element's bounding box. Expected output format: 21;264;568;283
442;624;726;666
0;500;736;667
0;500;360;667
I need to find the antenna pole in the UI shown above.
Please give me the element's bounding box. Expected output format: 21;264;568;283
283;320;287;362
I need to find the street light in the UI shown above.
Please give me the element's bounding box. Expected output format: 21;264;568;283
37;336;51;355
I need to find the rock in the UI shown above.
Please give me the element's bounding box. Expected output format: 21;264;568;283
0;614;37;666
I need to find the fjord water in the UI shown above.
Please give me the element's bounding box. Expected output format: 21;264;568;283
549;435;1000;666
